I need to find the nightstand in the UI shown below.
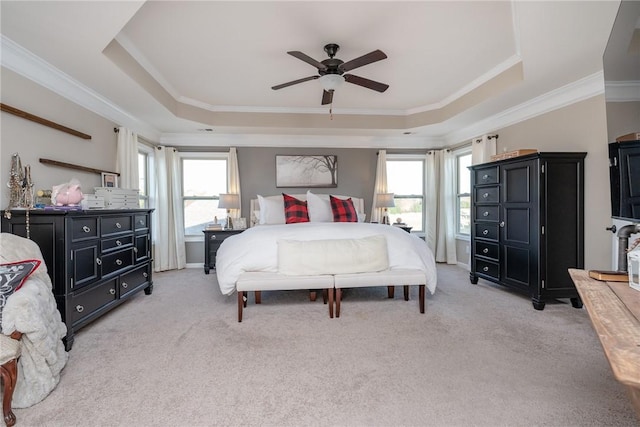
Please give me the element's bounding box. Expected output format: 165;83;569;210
203;229;244;274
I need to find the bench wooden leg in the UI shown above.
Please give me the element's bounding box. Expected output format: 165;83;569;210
404;285;409;301
255;291;261;304
1;358;18;427
387;286;394;298
309;291;317;302
237;291;244;322
328;288;334;318
335;288;342;318
419;284;425;313
322;289;328;304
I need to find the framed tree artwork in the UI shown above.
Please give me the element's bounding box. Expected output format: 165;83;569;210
276;155;338;188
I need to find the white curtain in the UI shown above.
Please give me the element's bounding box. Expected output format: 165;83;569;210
152;146;186;272
370;150;388;223
425;150;457;264
471;135;497;165
228;147;241;218
115;127;139;190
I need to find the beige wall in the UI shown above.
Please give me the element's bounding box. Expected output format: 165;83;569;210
1;68;118;205
455;95;612;270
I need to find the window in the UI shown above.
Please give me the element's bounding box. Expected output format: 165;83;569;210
386;156;424;232
138;151;149;208
182;154;228;236
456;151;472;235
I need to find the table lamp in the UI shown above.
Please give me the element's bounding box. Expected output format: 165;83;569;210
218;193;240;229
376;193;395;225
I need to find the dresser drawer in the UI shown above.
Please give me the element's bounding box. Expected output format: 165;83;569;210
70;278;117;325
102;235;133;253
101;248;134;276
134;214;149;231
120;264;151;297
474;259;499;279
475;241;499;260
474;167;499;185
475;186;499;203
474;206;499;222
101;215;133;236
475;223;499;241
70;217;99;242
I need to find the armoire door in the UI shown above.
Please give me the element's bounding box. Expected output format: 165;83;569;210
500;159;538;292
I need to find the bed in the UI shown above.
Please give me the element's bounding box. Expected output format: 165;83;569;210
215;191;438;320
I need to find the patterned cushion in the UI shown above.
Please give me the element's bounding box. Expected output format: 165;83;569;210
283;193;309;224
0;259;41;326
330;196;358;222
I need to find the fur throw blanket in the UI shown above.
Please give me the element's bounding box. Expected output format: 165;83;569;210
1;233;68;408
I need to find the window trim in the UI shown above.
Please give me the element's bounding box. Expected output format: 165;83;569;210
454;147;472;240
386;154;426;233
180;152;230;241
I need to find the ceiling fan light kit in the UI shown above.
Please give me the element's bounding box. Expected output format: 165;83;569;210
272;43;389;107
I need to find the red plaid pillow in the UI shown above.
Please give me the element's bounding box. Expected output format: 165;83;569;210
283;194;309;224
330;196;358;222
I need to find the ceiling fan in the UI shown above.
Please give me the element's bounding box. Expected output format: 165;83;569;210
271;43;389;105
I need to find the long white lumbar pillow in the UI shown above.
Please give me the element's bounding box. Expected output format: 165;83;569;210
277;234;389;275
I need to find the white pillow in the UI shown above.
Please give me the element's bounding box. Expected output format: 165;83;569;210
306;191;333;222
278;235;389;275
257;195;285;225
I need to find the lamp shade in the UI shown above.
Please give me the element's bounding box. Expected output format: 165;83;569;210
218;193;240;210
376;193;395;208
319;74;345;91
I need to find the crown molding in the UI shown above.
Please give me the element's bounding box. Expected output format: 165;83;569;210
605;80;640;102
0;35;161;141
444;71;605;145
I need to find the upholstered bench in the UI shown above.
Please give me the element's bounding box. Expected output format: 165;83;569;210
236;272;335;321
334;269;426;317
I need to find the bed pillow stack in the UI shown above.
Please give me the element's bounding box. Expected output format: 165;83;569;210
256;192;364;225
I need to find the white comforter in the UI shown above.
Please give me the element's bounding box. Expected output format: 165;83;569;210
215;222;438;295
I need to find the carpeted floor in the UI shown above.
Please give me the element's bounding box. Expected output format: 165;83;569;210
9;264;639;426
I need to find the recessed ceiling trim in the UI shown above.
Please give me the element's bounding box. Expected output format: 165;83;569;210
445;71;605;145
1;34;161;141
605;80;640;102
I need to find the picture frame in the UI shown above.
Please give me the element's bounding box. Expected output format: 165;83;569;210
101;172;118;188
234;217;247;230
276;155;338;188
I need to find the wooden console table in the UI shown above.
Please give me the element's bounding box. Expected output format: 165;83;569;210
568;269;640;420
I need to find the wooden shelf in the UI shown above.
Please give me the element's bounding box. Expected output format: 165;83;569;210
1;103;91;140
39;158;118;176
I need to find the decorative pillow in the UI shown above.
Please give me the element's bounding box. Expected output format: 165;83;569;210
257;195;286;225
306;191;333;222
330;195;358;222
0;259;41;325
283;193;309;224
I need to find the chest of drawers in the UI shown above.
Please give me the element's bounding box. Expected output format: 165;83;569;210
2;209;153;350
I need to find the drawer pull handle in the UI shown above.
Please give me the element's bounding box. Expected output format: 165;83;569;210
482;174;489;180
143;272;148;278
116;240;122;246
500;221;505;228
483;248;489;254
96;258;102;266
210;235;217;240
83;225;91;233
482;229;489;235
483;266;489;272
76;305;84;313
116;259;123;266
138;220;144;225
483;211;489;217
116;222;122;229
133;247;138;253
122;282;128;289
483;193;489;199
109;288;116;295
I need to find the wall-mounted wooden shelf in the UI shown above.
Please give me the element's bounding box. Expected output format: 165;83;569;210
40;158;118;176
1;103;91;140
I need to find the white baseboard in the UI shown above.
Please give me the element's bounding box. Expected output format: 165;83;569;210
186;263;203;269
457;261;471;271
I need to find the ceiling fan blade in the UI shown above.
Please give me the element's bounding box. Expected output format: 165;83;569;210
321;90;334;105
344;74;389;92
271;75;319;90
287;51;328;71
339;50;387;72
